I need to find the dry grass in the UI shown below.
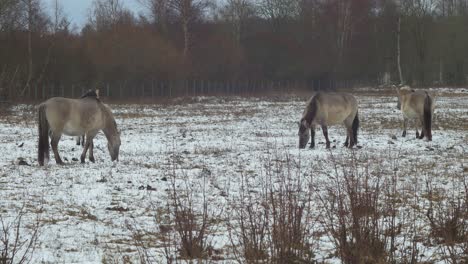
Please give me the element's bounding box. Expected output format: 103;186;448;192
0;206;41;264
425;176;468;264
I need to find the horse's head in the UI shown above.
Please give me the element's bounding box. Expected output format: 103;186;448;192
107;130;121;161
105;119;121;161
395;85;413;110
298;118;310;149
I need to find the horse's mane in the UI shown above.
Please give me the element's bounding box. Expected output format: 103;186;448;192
400;86;415;93
302;92;319;124
80;90;100;101
98;103;117;130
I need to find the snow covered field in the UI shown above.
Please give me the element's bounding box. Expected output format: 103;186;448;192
0;89;466;263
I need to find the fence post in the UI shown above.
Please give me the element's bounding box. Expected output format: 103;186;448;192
169;80;172;98
193;80;196;96
159;81;163;97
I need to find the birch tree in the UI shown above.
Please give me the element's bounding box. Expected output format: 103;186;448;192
219;0;255;45
171;0;212;60
90;0;125;32
137;0;173;34
257;0;299;31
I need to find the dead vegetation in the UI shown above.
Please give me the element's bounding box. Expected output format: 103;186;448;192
228;156;315;263
0;207;41;264
425;176;468;264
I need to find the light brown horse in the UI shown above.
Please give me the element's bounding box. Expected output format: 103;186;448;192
38;94;120;166
395;86;435;141
298;92;359;149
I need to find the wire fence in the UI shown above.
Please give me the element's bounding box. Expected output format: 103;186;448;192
1;79;375;102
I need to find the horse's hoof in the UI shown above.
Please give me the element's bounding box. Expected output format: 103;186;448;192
89;157;95;163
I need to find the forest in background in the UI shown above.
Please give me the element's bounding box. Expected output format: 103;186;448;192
1;0;468;99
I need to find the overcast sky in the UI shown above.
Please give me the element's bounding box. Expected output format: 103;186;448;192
45;0;147;29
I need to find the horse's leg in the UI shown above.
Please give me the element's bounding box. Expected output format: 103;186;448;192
343;118;353;147
402;117;408;137
347;127;355;148
310;126;315;149
50;133;64;165
81;133;97;163
88;140;95;162
418;118;425;139
415;128;419;138
80;135;91;163
80;145;89;163
321;125;331;149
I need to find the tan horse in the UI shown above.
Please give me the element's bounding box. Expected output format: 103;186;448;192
298;92;359;149
38;94;120;166
395;86;434;141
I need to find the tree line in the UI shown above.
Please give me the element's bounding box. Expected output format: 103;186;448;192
1;0;468;99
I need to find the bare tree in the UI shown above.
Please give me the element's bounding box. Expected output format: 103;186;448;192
219;0;256;45
138;0;173;34
399;0;437;85
0;0;21;32
257;0;300;31
335;0;353;75
170;0;212;60
397;14;404;84
90;0;125;32
19;0;48;97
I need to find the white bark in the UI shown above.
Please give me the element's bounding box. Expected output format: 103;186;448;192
397;15;404;85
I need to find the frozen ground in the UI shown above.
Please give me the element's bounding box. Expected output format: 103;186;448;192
0;89;466;263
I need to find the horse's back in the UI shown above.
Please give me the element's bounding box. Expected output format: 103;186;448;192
41;97;74;129
402;91;433;118
41;97;103;135
315;92;358;125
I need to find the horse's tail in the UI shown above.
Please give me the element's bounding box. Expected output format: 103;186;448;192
38;104;50;166
352;110;359;145
423;92;433;141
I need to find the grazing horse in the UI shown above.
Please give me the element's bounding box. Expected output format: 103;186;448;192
37;94;120;166
298;92;359;149
395;86;435;141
